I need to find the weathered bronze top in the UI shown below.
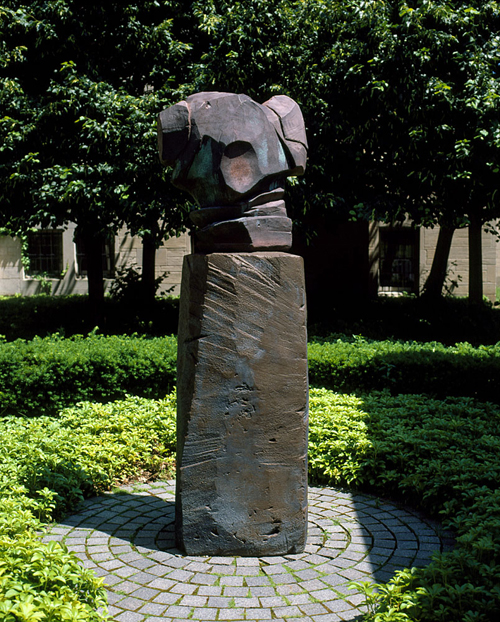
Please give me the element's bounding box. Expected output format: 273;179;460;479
158;92;307;252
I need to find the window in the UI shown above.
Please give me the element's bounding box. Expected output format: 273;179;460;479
379;227;418;293
26;230;63;277
75;235;115;278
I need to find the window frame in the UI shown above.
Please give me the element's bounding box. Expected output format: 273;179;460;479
378;226;419;294
24;229;64;278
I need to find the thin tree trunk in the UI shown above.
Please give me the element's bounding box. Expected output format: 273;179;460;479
422;225;455;299
141;232;157;306
82;231;105;326
468;214;483;304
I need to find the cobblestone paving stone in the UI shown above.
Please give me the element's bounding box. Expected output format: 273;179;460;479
43;481;454;622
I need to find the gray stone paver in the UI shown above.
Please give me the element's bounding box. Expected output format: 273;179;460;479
44;481;454;622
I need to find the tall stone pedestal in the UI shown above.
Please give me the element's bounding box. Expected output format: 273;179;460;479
176;252;308;556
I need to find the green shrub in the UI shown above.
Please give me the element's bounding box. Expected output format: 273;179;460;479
4;387;500;620
309;388;500;621
2;328;500;619
0;393;177;621
0;526;107;622
0;294;180;341
309;295;500;345
308;335;500;402
0;333;177;416
3;333;500;417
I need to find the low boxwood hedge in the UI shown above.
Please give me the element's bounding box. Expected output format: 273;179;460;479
308;335;500;403
0;333;177;417
2;334;500;417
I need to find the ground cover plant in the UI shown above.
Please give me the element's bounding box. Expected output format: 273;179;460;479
0;394;176;621
2;385;499;621
308;389;500;621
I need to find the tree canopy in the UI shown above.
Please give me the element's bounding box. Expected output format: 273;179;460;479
188;0;500;299
0;0;192;309
1;0;500;303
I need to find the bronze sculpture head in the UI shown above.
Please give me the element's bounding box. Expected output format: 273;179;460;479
158;92;307;252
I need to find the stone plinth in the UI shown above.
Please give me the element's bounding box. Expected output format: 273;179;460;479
176;252;308;556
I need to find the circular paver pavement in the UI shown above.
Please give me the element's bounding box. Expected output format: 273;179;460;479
43;481;454;622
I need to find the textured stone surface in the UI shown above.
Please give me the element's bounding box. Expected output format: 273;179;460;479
176;252;309;556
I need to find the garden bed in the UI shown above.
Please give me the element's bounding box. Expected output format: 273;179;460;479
1;389;499;620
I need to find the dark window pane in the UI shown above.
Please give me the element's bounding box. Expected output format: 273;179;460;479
26;230;63;277
379;228;418;293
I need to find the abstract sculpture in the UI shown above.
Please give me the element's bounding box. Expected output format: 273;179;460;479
158;92;309;556
158;91;308;252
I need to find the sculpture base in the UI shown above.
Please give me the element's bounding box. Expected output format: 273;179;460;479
176;252;309;556
194;215;292;253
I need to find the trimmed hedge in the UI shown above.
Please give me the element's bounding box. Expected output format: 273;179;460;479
2;334;500;416
0;294;180;341
308;335;500;403
3;294;500;345
0;333;177;416
308;295;500;345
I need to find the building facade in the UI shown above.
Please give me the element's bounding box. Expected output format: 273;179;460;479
0;224;192;297
1;221;499;302
369;222;499;301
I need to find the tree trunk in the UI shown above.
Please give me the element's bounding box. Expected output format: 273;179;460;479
468;214;483;304
422;226;455;300
82;231;105;326
141;232;157;306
